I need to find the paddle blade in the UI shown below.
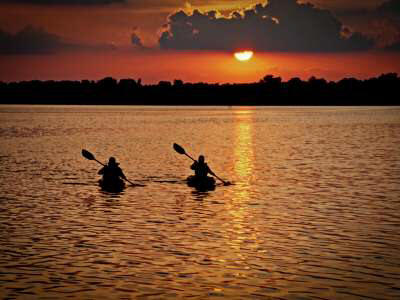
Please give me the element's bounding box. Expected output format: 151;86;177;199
173;143;186;155
82;149;95;160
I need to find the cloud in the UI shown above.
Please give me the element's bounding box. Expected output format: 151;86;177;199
0;0;184;9
369;0;400;47
0;0;126;5
159;0;373;52
0;26;115;55
0;0;263;10
386;41;400;50
131;32;143;47
332;0;400;49
0;26;62;54
131;28;144;48
377;0;400;15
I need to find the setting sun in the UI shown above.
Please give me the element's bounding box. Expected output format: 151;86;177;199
234;51;254;61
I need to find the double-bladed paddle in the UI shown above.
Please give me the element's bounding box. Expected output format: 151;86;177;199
173;143;231;186
81;149;145;187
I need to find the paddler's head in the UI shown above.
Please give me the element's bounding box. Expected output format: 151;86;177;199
198;155;205;163
108;157;119;166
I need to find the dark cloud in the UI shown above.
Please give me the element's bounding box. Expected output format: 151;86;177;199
377;0;400;15
131;30;143;47
0;0;257;9
0;0;125;5
0;0;186;8
0;26;115;55
331;1;400;49
159;0;373;52
371;0;400;47
0;26;62;54
384;30;400;50
386;41;400;50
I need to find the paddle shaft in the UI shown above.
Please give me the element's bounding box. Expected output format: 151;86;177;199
93;158;105;167
184;153;196;162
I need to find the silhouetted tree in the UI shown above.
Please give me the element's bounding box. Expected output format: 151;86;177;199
0;73;398;105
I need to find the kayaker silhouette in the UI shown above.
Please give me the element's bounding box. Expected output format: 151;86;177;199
188;155;217;190
190;155;216;178
98;157;127;191
172;143;231;188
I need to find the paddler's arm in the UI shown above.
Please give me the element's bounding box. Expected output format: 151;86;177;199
207;165;216;177
119;168;127;180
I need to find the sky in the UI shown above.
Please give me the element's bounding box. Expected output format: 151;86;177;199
1;0;400;83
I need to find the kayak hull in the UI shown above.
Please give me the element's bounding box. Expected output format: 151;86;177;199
99;179;125;193
186;175;216;191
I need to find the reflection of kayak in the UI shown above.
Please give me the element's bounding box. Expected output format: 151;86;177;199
99;178;125;193
186;175;216;191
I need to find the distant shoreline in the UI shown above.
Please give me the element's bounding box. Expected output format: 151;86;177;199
1;73;399;106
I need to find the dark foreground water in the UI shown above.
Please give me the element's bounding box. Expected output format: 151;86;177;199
0;105;399;299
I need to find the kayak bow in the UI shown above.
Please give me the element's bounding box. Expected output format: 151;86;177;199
186;175;216;191
99;178;125;193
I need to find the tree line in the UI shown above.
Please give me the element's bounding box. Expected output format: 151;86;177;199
0;73;399;105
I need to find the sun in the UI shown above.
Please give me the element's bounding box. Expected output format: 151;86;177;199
234;50;254;61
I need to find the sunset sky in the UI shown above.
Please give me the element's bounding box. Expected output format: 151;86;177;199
1;0;400;83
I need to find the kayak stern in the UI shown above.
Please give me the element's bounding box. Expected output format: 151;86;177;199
186;175;216;191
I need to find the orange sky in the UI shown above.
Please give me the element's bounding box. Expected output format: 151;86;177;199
1;50;399;83
0;0;399;83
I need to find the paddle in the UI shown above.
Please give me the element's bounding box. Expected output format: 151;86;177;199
173;143;231;186
82;149;105;166
81;149;144;187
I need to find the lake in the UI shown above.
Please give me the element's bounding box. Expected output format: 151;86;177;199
0;105;399;299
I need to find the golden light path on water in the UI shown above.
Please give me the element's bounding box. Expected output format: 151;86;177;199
233;109;254;185
1;106;400;299
221;109;262;280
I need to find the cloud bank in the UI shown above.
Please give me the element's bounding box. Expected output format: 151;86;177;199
372;0;400;49
0;26;115;55
0;0;125;5
159;0;373;52
377;0;400;15
0;26;62;54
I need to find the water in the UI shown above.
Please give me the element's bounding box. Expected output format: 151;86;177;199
0;105;399;299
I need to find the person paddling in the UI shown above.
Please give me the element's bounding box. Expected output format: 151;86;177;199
173;143;231;186
82;149;145;191
98;157;127;184
190;155;216;179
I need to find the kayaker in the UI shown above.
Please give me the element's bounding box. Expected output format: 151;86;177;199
98;157;127;183
190;155;216;178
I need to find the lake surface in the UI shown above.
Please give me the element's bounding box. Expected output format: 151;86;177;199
0;105;399;299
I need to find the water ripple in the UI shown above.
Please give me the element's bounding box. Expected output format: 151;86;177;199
1;106;400;299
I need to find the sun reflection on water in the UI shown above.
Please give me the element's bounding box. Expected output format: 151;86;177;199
234;110;254;189
221;109;261;267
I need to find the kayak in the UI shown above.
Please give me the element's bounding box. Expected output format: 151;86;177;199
99;178;125;193
186;175;216;191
